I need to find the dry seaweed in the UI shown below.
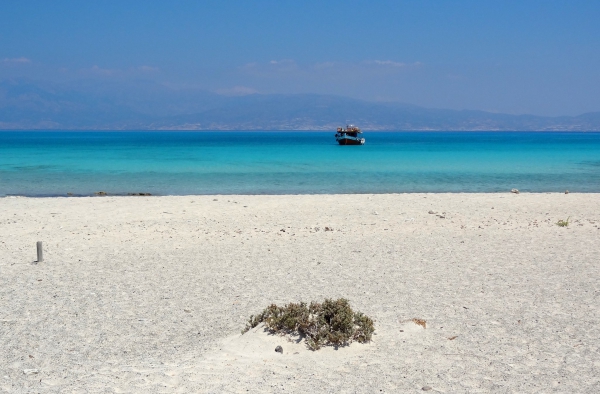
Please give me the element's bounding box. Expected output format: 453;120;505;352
411;318;427;329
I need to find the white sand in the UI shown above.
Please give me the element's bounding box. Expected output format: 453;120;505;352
1;193;599;392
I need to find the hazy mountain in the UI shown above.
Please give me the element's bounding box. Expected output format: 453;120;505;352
1;79;599;131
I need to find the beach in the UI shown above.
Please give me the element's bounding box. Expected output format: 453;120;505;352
1;193;599;392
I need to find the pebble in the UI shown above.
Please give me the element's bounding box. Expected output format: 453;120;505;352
565;190;569;194
275;345;283;353
23;369;39;375
511;189;519;194
422;386;432;391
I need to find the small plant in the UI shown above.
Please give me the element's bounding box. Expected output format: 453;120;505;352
557;217;570;227
242;298;375;350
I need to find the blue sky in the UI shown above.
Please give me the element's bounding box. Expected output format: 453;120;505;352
1;0;599;116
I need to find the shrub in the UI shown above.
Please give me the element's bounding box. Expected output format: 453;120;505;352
242;298;375;350
557;217;570;227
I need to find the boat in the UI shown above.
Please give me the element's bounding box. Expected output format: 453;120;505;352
335;125;365;145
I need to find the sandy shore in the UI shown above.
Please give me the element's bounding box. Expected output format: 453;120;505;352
1;193;599;393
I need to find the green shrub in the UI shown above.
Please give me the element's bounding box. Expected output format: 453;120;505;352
242;298;375;350
557;217;570;227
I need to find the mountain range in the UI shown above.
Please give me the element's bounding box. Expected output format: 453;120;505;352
1;79;599;131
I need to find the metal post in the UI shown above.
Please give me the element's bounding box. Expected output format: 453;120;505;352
36;241;43;263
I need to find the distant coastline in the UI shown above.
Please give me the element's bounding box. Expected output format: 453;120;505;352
3;129;600;132
1;82;599;131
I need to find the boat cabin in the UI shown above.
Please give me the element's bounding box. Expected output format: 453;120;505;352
335;124;365;145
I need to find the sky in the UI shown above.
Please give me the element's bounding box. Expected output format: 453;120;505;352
1;0;599;116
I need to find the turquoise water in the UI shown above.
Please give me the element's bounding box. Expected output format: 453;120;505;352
1;131;599;196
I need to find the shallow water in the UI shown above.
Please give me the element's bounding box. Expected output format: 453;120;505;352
1;131;599;196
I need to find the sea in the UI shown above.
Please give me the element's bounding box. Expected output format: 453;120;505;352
1;131;599;196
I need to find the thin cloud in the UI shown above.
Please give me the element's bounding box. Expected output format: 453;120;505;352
238;59;422;72
364;60;423;68
87;65;118;76
236;59;422;86
239;60;300;77
269;59;295;65
239;59;297;69
268;59;299;71
216;86;259;96
313;62;335;69
239;62;259;70
371;60;406;67
2;57;31;64
138;65;159;72
78;65;159;77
